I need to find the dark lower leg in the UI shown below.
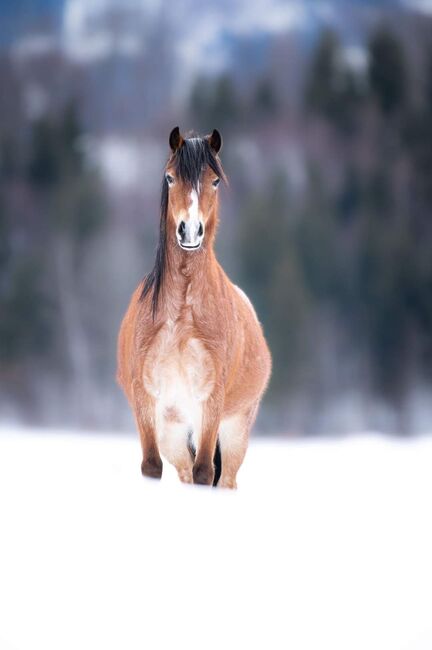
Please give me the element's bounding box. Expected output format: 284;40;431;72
141;447;163;479
193;430;218;485
133;380;162;479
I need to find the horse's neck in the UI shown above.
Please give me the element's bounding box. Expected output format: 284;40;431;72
162;239;218;319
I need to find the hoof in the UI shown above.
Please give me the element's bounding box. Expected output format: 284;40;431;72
193;462;214;486
141;457;163;479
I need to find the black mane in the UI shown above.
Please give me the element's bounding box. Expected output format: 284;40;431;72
140;136;225;318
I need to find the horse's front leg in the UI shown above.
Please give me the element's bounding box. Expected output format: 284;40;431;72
193;392;222;486
132;379;163;479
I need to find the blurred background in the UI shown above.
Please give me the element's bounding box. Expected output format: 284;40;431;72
1;0;432;435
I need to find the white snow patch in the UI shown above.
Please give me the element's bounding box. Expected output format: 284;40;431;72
62;0;144;62
87;136;164;193
12;34;58;60
342;45;368;73
0;427;431;650
403;0;432;14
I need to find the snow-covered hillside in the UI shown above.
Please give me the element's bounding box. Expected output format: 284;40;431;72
0;428;431;650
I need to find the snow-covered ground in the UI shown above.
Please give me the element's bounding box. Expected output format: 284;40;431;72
0;428;431;650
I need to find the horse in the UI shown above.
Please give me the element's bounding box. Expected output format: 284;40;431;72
117;127;271;488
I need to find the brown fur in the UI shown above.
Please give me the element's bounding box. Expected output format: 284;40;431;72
117;130;271;488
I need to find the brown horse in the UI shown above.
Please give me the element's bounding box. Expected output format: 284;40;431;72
117;127;271;488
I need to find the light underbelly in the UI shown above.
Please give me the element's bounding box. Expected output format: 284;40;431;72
142;335;215;451
156;362;201;421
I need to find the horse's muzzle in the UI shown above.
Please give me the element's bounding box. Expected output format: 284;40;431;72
177;220;204;250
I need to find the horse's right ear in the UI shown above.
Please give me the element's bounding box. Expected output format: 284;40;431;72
169;126;183;153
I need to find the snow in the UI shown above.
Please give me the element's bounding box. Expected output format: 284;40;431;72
403;0;432;14
0;428;432;650
86;135;165;194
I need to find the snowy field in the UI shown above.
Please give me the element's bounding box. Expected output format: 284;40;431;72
0;428;431;650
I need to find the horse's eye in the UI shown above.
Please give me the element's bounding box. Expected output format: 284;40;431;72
212;178;220;188
165;173;175;186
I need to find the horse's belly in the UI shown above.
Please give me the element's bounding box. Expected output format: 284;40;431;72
155;367;202;454
143;335;215;451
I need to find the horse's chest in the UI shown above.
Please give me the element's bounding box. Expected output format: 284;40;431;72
142;321;215;404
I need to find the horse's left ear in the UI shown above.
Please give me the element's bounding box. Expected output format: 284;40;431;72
169;126;184;153
208;129;222;154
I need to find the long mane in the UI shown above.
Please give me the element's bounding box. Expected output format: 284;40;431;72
140;136;226;318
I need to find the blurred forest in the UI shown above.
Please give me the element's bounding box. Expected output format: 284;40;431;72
1;1;432;433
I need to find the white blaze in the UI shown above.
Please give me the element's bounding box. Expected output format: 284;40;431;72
188;189;199;223
184;189;201;244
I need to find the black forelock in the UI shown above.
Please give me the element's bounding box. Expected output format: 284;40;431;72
173;137;225;189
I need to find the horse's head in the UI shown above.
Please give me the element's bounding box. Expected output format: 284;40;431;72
163;127;226;251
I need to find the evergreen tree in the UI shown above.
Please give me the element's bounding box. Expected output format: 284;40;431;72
368;27;407;115
1;103;106;399
305;30;341;119
254;78;278;118
305;29;363;132
237;172;311;393
27;118;60;188
190;74;240;131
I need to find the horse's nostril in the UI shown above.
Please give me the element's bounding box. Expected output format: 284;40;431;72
178;221;186;238
198;222;203;237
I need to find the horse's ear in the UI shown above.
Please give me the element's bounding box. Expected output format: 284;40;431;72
169;126;183;153
208;129;222;154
